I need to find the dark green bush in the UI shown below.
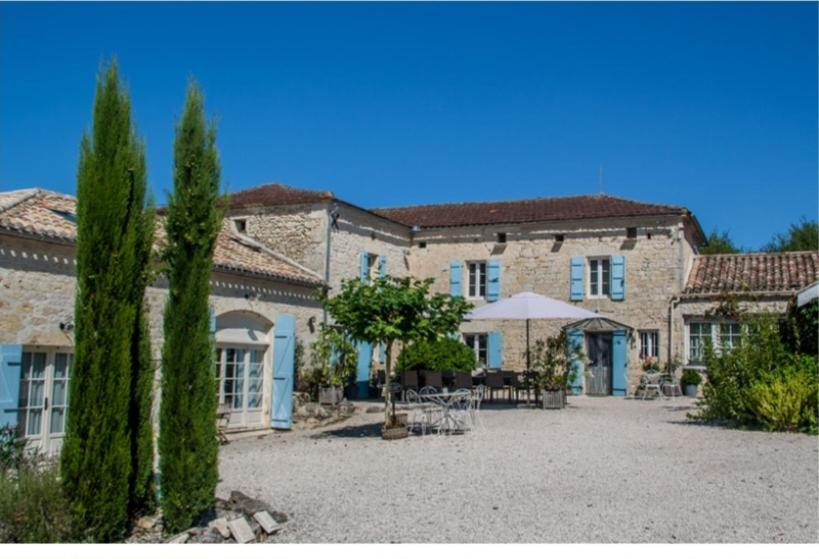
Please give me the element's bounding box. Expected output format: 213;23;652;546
395;337;476;374
0;460;78;542
681;369;702;386
0;426;25;473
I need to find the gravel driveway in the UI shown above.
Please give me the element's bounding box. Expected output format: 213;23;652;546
217;396;818;543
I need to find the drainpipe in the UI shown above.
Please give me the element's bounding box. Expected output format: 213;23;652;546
668;295;681;372
323;204;339;325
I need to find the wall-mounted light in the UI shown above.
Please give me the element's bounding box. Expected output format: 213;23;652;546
59;321;74;332
307;316;317;333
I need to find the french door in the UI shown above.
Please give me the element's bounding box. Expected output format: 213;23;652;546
19;349;72;456
215;346;266;429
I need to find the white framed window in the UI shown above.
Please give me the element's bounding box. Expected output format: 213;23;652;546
464;334;488;369
216;347;265;429
686;320;741;365
468;262;487;299
588;257;610;298
688;322;712;365
639;330;660;359
367;254;379;280
18;350;72;441
719;322;742;352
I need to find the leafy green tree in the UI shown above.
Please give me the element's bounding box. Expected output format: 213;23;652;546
322;276;472;427
763;217;818;252
699;228;741;255
61;60;153;541
159;82;222;533
395;338;476;374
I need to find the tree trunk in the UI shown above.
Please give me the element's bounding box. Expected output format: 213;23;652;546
383;341;394;427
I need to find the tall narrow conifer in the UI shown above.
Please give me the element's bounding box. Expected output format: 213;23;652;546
159;83;222;532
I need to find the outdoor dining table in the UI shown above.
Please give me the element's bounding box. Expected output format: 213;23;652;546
417;390;470;433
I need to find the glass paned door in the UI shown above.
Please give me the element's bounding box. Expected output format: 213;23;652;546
19;350;72;455
216;346;266;429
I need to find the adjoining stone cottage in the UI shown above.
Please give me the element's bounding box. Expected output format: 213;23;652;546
1;183;816;454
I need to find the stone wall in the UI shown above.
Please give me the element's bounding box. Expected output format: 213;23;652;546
408;215;694;392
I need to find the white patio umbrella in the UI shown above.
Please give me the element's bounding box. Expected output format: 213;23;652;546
465;292;600;370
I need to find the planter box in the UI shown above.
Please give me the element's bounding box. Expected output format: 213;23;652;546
542;390;566;410
683;384;698;398
382;424;409;440
318;386;344;405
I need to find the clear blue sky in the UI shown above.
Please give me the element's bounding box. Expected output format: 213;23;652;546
1;2;816;249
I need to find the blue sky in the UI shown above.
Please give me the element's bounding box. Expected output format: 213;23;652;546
0;2;816;249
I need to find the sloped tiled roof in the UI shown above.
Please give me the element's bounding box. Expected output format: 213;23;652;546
0;188;324;286
684;252;819;295
371;194;690;228
228;182;335;208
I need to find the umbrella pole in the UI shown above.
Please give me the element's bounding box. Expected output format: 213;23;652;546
526;318;530;371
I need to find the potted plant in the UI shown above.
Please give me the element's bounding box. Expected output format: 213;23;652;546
311;325;357;405
681;368;702;397
531;332;582;410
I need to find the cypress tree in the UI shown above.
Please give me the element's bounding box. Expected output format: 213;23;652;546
62;60;152;541
159;82;222;533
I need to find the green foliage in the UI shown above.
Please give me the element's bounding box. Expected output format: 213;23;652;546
310;325;358;387
762;217;819;252
781;299;818;357
681;369;703;386
699;228;742;255
61;60;154;542
322;275;472;425
395;338;476;374
0;460;79;543
0;426;25;474
159;82;223;533
530;332;581;391
693;311;818;433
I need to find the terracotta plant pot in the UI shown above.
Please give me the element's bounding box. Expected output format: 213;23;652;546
542;389;566;409
381;424;409;440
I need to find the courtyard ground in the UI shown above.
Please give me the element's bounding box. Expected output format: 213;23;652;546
217;396;818;543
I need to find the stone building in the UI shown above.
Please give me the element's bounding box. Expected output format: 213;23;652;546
1;183;816;452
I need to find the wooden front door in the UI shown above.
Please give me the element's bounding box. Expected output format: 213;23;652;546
585;334;612;396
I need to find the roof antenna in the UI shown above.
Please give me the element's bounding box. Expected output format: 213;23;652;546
598;164;604;195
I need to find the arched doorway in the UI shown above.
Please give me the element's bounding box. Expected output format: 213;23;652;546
215;311;273;430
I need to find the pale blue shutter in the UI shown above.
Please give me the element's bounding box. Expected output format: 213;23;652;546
0;345;22;428
487;260;501;302
378;255;387;277
567;329;584;395
570;257;585;301
610;255;625;301
359;251;369;283
611;330;628;396
449;261;463;297
271;314;295;429
355;342;372;399
379;343;385;363
487;331;503;369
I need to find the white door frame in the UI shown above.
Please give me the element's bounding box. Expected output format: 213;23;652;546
19;347;72;456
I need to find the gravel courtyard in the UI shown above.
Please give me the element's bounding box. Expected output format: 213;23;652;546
217;396;818;543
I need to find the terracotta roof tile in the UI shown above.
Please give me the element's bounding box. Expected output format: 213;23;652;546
228;182;334;208
0;188;323;286
684;252;819;295
371;194;688;228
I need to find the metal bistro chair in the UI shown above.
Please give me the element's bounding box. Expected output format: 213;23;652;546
418;385;443;432
470;384;485;429
640;372;663;400
660;372;681;400
404;389;427;435
446;389;474;434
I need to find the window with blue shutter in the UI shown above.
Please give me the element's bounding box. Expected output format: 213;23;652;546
610;255;625;301
567;329;584;394
378;255;387;277
449;261;463;297
359;251;370;283
487;260;501;302
272;315;296;429
487;331;503;369
0;345;22;428
570;257;585;301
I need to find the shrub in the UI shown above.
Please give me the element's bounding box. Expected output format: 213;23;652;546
310;326;358;388
395;337;476;375
530;332;582;391
0;460;78;542
0;426;25;473
681;369;702;386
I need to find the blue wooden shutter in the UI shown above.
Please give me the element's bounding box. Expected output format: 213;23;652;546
611;330;628;396
570;257;585;301
567;329;584;394
0;345;22;428
271;314;295;429
449;261;463;297
355;342;372;399
487;331;503;369
378;255;387;277
487;260;501;302
610;255;625;301
379;343;385;363
360;251;369;283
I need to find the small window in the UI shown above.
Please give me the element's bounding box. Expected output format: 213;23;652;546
418;241;427;249
497;232;507;244
468;262;487;299
234;219;247;233
554;234;565;243
588;257;610;297
367;254;379;279
688;322;713;365
464;334;488;369
627;227;637;239
639;330;659;359
719;322;741;353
